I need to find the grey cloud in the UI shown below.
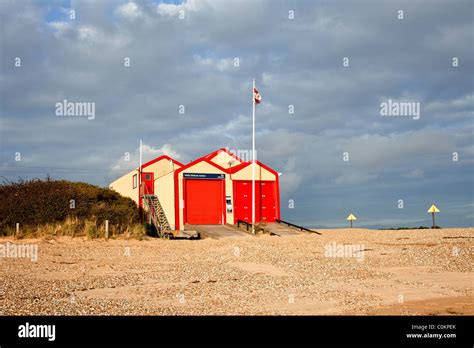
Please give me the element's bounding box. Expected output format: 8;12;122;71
1;0;472;227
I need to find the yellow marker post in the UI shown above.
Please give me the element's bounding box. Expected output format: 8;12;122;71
427;204;440;228
347;213;357;228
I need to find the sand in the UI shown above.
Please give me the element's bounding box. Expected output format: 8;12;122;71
0;228;472;315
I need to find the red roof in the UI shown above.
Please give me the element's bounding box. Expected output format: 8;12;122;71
140;148;278;176
141;155;183;169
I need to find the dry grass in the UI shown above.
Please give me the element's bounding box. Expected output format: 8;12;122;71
3;218;146;240
126;224;146;240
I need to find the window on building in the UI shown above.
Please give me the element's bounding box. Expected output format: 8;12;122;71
144;174;151;180
133;174;137;189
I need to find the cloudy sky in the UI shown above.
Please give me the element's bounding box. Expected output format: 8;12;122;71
1;0;473;228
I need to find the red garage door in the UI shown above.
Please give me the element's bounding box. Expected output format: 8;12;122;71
233;181;277;224
185;179;224;224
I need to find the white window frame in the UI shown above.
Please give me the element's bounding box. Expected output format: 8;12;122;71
132;174;137;189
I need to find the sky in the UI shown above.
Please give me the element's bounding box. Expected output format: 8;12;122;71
0;0;473;228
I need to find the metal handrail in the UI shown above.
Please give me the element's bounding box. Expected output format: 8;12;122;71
141;184;155;218
275;218;321;235
236;219;266;233
141;184;164;238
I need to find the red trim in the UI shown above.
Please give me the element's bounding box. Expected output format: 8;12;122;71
182;177;187;225
142;155;183;169
227;161;248;174
276;172;281;220
227;160;279;177
255;160;279;177
174;169;180;230
135;169;140;210
139;184;142;208
174;156;229;177
222;177;227;224
232;181;237;223
204;158;229;172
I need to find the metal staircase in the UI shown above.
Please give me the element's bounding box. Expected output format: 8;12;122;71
141;185;171;238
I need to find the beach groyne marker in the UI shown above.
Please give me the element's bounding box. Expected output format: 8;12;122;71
347;213;357;228
427;204;440;228
105;220;109;240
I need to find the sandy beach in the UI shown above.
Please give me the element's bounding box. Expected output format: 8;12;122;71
1;228;472;315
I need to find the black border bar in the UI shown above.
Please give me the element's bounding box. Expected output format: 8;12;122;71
0;315;472;346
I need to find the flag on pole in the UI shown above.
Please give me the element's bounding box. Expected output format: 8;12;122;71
254;87;262;104
251;80;259;234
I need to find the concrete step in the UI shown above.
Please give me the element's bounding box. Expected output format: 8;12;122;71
264;223;311;236
185;224;253;239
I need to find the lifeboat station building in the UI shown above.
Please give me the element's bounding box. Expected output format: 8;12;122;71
109;148;281;231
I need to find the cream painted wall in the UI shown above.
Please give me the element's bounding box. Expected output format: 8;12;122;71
144;159;179;179
109;158;182;228
210;151;242;168
231;163;277;181
109;170;139;204
155;172;176;229
225;177;234;224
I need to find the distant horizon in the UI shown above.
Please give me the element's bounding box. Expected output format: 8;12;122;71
310;224;472;230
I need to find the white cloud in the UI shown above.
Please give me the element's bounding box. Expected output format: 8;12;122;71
424;94;474;119
159;143;182;160
77;26;101;42
193;55;237;72
156;3;182;17
279;172;303;195
116;2;143;20
216;58;235;72
48;21;72;37
111;143;182;172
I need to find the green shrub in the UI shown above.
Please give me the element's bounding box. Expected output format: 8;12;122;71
0;178;139;236
84;220;99;239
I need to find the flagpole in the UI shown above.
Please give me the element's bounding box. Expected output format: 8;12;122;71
139;139;143;222
139;139;142;189
252;78;256;234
